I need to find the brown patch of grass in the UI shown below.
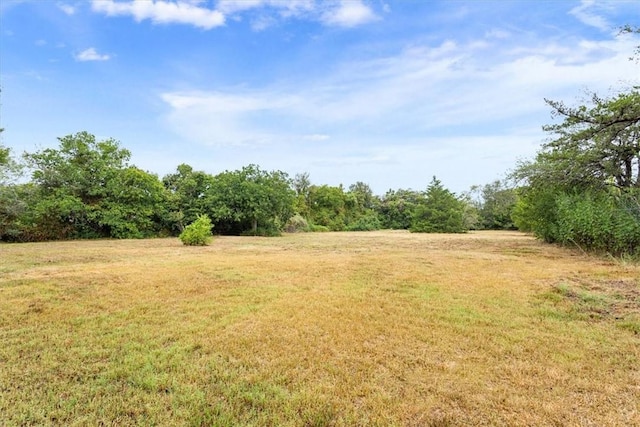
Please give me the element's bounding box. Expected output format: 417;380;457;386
542;276;640;333
1;231;639;426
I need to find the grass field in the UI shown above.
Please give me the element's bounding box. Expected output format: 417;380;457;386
1;231;639;426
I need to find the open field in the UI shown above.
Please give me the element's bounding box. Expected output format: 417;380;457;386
1;231;639;426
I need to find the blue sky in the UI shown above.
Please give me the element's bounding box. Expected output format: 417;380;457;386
1;0;639;194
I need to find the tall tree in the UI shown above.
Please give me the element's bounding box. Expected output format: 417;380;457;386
22;132;166;240
292;172;312;218
206;165;295;235
163;164;214;232
512;90;640;254
0;130;29;241
410;177;467;233
467;180;517;230
518;91;640;191
306;184;348;231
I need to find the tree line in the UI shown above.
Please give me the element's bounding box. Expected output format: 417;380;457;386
0;130;516;242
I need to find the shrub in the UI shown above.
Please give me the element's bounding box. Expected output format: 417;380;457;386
179;214;213;246
284;214;309;233
345;212;382;231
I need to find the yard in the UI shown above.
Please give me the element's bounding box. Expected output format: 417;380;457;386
1;231;638;426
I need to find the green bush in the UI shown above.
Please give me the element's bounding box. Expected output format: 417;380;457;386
179;214;213;246
522;188;640;257
309;224;330;232
345;212;381;231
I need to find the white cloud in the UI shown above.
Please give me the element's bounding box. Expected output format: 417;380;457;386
320;0;378;27
159;31;639;166
57;3;75;15
91;0;225;30
570;0;610;31
75;47;111;61
91;0;377;30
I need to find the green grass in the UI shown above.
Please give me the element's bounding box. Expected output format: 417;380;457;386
1;231;639;426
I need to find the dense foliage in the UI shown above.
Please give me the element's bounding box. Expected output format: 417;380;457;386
410;177;467;233
466;181;517;230
513;90;640;256
0;130;482;241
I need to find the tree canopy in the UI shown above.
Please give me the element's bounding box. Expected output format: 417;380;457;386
512;90;640;255
517;91;640;192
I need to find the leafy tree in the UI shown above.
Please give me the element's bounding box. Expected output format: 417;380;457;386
100;167;168;238
0;134;29;241
306;184;348;231
22;132;166;240
292;172;312;218
163;164;214;232
377;188;423;229
467;180;517;230
206;165;295;235
344;181;381;231
517;91;640;192
0;146;8;167
410;177;467;233
512;89;640;255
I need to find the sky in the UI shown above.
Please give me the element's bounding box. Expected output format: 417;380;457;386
1;0;639;195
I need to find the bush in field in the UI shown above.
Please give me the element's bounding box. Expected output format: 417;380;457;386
284;214;309;233
179;214;213;246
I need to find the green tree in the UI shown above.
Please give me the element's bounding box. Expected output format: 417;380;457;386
292;172;312;218
100;167;169;238
468;180;517;230
163;164;214;232
0;147;8;167
512;89;640;255
410;177;467;233
206;165;295;235
518;91;640;192
306;184;348;231
22;132;166;240
0;132;29;241
344;182;381;231
377;188;424;229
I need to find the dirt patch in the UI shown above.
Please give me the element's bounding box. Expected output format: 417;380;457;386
549;277;640;330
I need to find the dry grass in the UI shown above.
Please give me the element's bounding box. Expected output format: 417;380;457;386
1;231;639;426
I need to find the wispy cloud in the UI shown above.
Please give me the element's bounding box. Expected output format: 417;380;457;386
57;2;75;15
159;31;639;158
570;0;610;31
91;0;378;30
75;47;111;61
91;0;226;30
